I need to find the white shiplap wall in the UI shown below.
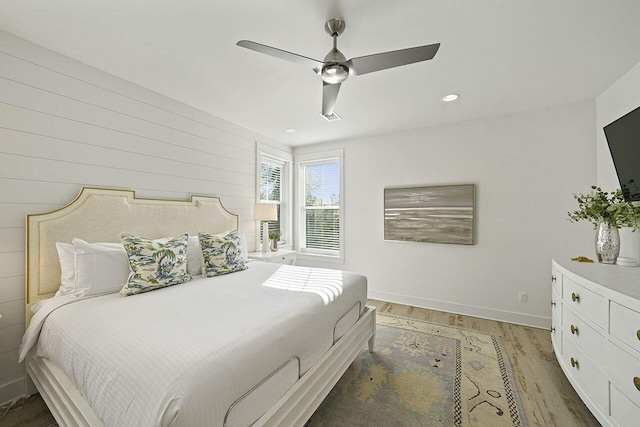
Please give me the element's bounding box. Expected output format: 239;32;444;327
0;29;287;404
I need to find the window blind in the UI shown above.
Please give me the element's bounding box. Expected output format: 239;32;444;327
303;161;340;253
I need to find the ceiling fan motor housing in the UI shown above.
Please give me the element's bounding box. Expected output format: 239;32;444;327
321;46;349;84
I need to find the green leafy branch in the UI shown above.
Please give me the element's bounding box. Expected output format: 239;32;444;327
568;186;640;230
269;230;282;240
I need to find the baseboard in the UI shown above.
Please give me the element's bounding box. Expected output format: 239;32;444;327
369;290;551;329
0;375;25;406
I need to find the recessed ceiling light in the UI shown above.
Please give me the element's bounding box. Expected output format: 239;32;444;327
286;128;297;133
442;94;459;102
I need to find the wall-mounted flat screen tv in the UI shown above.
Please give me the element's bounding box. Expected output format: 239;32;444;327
604;105;640;202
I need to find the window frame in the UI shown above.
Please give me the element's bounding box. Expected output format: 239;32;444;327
256;143;292;250
295;149;344;263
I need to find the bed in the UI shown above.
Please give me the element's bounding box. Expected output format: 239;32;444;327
21;187;376;427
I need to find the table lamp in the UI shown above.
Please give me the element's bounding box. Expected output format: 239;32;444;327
253;203;277;253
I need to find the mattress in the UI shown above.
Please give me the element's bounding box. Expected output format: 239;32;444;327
20;262;367;427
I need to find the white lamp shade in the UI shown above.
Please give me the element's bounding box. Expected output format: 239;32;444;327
253;203;277;221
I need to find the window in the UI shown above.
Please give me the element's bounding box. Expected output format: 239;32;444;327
297;150;343;260
259;157;283;236
257;144;291;247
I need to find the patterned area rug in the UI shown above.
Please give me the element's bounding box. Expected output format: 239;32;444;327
309;314;527;427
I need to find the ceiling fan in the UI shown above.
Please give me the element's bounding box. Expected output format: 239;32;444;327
237;19;440;117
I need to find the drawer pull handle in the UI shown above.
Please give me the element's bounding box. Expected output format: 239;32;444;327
551;275;556;283
635;377;640;391
571;292;580;302
637;330;640;341
570;324;578;335
570;357;579;368
551;301;556;307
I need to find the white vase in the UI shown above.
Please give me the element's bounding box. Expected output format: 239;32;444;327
595;222;620;264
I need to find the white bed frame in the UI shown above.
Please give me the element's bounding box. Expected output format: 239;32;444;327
25;187;376;427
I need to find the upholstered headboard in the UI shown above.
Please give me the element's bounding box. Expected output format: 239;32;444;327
26;187;238;322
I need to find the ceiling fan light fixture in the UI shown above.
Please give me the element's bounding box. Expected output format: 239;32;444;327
442;93;459;102
321;64;349;84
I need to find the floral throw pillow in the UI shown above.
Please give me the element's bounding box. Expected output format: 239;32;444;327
199;230;248;277
120;233;191;296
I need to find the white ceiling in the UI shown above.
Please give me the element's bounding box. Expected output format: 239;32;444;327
1;0;640;146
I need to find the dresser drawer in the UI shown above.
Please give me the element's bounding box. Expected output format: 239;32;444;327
563;305;606;364
563;276;606;329
270;253;295;264
611;384;640;427
562;337;608;409
610;301;640;354
608;342;640;408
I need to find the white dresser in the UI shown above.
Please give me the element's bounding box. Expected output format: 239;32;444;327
552;258;640;426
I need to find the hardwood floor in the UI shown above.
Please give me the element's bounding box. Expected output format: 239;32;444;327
0;300;600;427
0;394;56;427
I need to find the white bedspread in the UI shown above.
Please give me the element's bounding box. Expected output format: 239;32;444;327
20;262;367;427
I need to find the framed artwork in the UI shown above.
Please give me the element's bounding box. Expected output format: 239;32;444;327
384;184;475;245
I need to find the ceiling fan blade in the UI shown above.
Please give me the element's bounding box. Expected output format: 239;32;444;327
345;43;440;76
322;82;341;116
237;40;325;73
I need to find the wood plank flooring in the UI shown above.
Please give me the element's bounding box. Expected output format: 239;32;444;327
0;394;56;427
0;299;600;426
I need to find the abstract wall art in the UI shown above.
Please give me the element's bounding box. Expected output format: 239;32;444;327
384;184;475;245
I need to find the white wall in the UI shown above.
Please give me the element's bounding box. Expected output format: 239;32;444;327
295;101;596;328
596;61;640;262
0;30;288;404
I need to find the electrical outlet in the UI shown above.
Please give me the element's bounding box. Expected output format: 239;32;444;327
519;292;528;302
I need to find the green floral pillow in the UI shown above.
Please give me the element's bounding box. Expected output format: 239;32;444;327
120;233;191;296
199;230;248;277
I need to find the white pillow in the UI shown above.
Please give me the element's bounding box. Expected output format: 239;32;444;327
72;238;130;296
72;238;125;253
239;230;248;261
54;239;130;297
74;249;131;296
55;242;75;296
187;235;204;276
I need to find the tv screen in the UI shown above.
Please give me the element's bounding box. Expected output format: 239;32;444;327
604;105;640;202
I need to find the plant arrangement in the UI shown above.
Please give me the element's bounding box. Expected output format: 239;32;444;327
268;230;282;240
568;186;640;230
